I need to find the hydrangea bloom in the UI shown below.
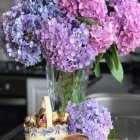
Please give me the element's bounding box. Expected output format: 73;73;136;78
109;0;140;55
58;0;108;23
89;21;115;54
58;0;79;16
40;17;95;72
23;0;60;19
66;99;113;140
77;0;108;23
2;4;42;66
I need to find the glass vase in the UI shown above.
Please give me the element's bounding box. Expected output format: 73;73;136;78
46;66;89;112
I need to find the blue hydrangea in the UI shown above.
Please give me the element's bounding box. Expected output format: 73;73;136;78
23;0;60;19
66;99;113;140
3;5;42;66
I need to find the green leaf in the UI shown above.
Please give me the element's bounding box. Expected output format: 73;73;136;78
94;63;101;77
78;17;98;25
94;54;103;77
108;129;116;139
110;44;119;69
104;53;123;83
72;90;86;106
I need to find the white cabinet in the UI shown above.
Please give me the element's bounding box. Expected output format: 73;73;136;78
27;78;47;115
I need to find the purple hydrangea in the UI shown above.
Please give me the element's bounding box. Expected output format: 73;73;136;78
66;99;113;140
40;17;95;72
2;4;42;66
109;0;140;55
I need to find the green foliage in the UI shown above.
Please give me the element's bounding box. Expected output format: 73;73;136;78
94;53;103;77
72;90;86;106
78;17;98;25
108;129;116;139
104;45;124;83
110;44;119;69
93;44;124;83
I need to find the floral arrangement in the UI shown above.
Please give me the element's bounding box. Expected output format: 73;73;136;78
1;0;140;81
1;0;140;139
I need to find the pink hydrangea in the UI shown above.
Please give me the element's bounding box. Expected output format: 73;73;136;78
58;0;108;23
58;0;79;16
77;0;108;23
89;21;115;54
109;0;140;55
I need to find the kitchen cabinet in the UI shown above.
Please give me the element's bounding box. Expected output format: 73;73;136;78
27;78;47;115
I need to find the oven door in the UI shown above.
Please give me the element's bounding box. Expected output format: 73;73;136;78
0;98;26;136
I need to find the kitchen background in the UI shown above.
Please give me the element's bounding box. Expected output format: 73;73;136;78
1;0;140;139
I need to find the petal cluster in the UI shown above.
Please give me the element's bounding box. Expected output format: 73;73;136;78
89;21;115;54
24;0;60;19
78;0;108;23
58;0;79;16
2;4;42;66
109;0;140;55
58;0;108;23
40;17;95;72
66;99;113;140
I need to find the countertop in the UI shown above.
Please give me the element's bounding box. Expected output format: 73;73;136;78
0;125;24;140
1;117;140;140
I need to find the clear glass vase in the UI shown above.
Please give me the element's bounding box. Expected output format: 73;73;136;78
46;66;89;112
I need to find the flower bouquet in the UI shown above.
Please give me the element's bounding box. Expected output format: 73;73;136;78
1;0;140;139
